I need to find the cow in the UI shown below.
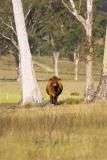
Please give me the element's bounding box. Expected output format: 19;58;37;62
46;76;63;105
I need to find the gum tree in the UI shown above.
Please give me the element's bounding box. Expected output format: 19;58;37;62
62;0;94;101
12;0;42;105
95;26;107;100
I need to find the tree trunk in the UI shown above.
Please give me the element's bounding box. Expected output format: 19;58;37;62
85;0;94;100
84;39;94;101
74;52;79;81
84;23;94;101
12;0;42;105
94;26;107;100
62;0;94;101
53;51;59;77
75;58;78;81
16;54;21;81
85;54;94;101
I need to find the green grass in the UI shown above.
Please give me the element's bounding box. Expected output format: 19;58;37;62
0;80;85;104
0;80;99;104
0;92;21;104
0;104;107;160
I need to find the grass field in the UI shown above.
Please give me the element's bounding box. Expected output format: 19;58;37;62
0;104;107;160
0;55;107;160
0;55;101;104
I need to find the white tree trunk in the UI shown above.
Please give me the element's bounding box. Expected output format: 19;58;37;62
103;26;107;75
94;26;107;100
12;0;42;105
53;51;59;77
62;0;94;101
75;58;79;81
85;23;94;101
74;52;79;81
50;37;59;77
85;54;93;101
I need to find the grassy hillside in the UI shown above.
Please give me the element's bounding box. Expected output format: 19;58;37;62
0;54;102;81
0;55;101;104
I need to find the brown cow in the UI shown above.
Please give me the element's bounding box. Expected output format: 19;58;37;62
46;76;63;105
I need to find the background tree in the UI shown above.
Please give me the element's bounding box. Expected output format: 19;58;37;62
62;0;95;101
28;0;84;77
0;0;107;83
94;26;107;100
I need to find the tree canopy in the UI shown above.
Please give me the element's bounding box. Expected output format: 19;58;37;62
0;0;106;60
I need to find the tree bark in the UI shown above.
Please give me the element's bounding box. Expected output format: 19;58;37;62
85;24;94;101
94;26;107;100
12;0;42;105
53;51;59;77
74;52;79;81
85;54;94;101
50;37;59;77
75;58;79;81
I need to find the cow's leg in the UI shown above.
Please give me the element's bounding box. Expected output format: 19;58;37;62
52;96;55;104
50;96;57;105
55;96;58;104
50;96;55;105
53;96;58;105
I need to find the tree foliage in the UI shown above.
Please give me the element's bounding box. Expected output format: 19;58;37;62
0;0;106;60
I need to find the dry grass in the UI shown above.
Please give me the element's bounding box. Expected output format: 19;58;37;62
0;103;107;160
0;54;102;81
0;55;107;160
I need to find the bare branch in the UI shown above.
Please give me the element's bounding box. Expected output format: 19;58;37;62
87;0;93;24
0;33;19;50
79;0;82;11
69;0;77;11
62;0;87;28
25;4;32;20
2;20;17;36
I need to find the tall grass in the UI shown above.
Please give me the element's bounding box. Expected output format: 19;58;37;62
0;103;107;160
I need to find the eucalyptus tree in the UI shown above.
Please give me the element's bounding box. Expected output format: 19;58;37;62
33;0;66;77
12;0;42;105
29;0;84;77
95;26;107;100
62;0;94;101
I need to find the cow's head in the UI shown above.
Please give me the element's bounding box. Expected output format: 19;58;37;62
49;76;61;88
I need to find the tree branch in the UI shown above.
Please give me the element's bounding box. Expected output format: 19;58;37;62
25;4;32;20
87;0;93;24
62;0;87;29
0;33;19;50
2;20;17;36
